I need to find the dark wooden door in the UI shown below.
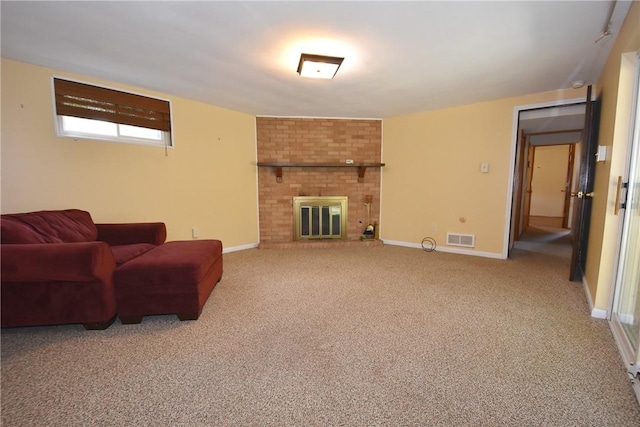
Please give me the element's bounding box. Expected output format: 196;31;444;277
562;144;576;229
569;86;601;282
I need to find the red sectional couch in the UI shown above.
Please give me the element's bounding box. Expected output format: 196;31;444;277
1;209;167;329
1;209;224;329
114;239;224;324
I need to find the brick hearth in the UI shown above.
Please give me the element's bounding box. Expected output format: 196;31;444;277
256;117;382;246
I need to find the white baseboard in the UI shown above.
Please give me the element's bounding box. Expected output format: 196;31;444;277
380;239;422;249
223;242;259;253
381;239;505;259
618;313;636;324
581;276;608;319
633;381;640;406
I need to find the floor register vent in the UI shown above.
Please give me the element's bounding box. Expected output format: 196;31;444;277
446;233;475;248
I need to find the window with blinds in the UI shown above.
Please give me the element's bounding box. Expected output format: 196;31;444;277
53;77;173;148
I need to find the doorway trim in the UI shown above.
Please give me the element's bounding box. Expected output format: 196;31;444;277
504;96;589;259
527;143;576;229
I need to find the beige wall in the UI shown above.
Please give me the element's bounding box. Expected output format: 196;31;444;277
585;1;640;312
381;87;586;257
1;59;259;249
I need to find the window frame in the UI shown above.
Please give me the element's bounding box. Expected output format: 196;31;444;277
51;76;174;149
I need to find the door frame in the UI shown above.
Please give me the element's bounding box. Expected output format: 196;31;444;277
526;143;575;229
509;130;527;246
523;144;535;230
607;51;640;402
505;96;588;258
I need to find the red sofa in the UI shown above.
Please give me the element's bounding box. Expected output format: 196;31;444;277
1;209;166;329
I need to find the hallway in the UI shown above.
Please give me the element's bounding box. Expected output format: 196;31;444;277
514;225;572;259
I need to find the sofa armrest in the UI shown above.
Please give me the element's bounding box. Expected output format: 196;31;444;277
96;222;167;246
1;242;116;282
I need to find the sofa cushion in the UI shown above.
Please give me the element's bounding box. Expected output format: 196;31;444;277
113;240;223;321
110;244;156;266
1;218;50;244
1;209;98;244
115;240;223;287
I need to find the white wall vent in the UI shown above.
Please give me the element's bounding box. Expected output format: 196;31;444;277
446;233;475;248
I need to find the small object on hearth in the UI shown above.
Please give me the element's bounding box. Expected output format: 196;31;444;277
361;224;375;240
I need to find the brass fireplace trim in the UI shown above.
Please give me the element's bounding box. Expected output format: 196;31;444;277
293;196;348;240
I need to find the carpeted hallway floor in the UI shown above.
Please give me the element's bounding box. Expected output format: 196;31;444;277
2;231;640;426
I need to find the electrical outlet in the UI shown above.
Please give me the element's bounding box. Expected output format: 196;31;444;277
192;227;199;239
430;223;438;231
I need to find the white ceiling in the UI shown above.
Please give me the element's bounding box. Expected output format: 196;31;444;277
0;1;632;120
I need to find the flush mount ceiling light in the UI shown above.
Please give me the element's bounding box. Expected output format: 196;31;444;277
297;53;344;79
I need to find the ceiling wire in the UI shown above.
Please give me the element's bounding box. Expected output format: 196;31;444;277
595;0;617;44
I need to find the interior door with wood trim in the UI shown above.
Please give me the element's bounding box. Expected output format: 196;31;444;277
529;145;571;227
523;145;535;230
509;130;528;252
569;85;600;282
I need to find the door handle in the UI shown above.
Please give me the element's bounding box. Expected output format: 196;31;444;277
614;176;628;215
572;191;594;199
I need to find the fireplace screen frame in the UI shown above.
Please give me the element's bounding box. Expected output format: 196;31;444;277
293;196;348;240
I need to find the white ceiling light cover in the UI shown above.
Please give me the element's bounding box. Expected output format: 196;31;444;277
297;53;344;79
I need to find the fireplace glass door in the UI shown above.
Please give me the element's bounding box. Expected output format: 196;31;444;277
293;196;348;240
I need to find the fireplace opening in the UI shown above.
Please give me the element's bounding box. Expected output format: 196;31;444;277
293;196;348;240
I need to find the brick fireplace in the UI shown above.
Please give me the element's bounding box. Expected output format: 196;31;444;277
256;117;382;247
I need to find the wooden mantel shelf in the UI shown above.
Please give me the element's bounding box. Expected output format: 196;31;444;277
257;162;386;183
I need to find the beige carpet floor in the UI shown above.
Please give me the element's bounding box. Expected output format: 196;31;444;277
2;233;640;426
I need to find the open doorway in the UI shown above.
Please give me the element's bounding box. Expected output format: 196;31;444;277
509;103;586;258
528;143;578;229
515;143;579;260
